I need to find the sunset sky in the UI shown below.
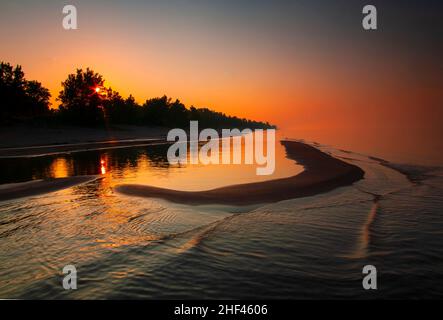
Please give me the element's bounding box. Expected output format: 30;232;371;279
1;0;442;164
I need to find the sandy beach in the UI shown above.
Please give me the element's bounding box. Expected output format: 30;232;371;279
115;140;365;205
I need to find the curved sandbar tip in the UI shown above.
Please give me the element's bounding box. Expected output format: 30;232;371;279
0;175;99;202
115;141;365;206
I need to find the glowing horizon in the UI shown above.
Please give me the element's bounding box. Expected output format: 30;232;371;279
1;0;442;164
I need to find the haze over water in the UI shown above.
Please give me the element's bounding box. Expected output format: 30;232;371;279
1;1;442;166
281;128;443;166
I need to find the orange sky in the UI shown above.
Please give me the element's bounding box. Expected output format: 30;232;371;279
1;1;442;164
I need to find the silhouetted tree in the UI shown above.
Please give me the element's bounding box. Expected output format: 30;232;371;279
104;91;142;124
142;95;170;126
0;62;51;123
140;95;275;129
57;68;105;125
1;62;275;129
25;80;51;116
167;99;188;127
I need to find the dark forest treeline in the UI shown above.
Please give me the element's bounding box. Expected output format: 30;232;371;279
0;62;275;130
0;62;51;122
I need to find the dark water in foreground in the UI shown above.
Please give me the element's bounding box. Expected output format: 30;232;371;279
0;141;442;299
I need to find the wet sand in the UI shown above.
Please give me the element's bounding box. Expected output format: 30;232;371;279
115;140;365;205
0;176;99;202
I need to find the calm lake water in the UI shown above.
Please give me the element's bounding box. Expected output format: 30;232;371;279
0;135;302;189
0;136;443;299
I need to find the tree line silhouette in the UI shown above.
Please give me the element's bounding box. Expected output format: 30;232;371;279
0;62;51;123
1;62;275;129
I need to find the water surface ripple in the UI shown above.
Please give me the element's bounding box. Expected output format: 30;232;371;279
0;142;442;299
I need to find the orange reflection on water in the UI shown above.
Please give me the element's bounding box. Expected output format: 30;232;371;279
103;134;303;191
32;134;302;193
50;158;72;178
100;159;107;175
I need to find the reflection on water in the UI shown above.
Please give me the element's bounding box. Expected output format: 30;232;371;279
0;135;302;191
100;159;106;175
1;137;443;299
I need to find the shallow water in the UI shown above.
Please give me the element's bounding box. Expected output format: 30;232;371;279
0;139;442;299
0;135;302;191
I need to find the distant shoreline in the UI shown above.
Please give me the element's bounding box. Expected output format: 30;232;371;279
0;125;266;158
0;138;168;158
0;125;169;157
115;140;365;206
